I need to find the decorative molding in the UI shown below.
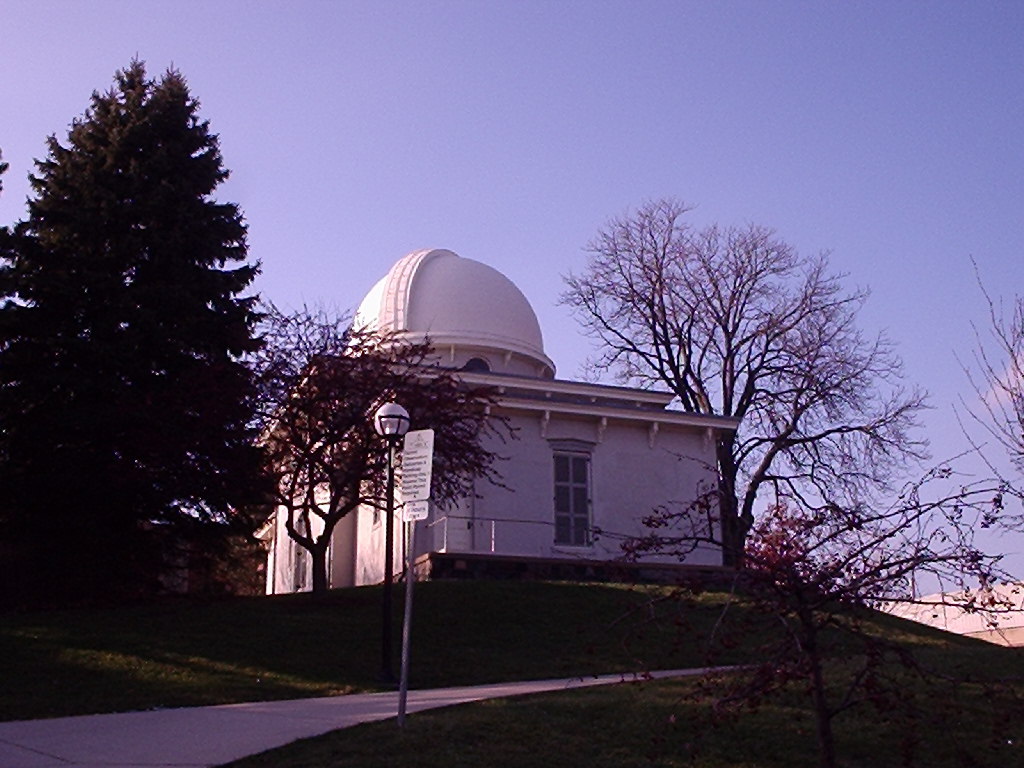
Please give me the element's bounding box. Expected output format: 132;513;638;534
486;397;739;433
597;416;608;444
540;410;550;438
548;437;596;453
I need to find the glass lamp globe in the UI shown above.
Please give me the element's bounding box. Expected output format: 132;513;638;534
374;402;411;439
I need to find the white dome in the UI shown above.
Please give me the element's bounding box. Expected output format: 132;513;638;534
355;249;555;378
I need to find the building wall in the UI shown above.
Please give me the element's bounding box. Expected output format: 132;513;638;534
331;405;723;588
432;407;721;565
350;502;402;588
423;342;554;379
267;490;342;594
267;505;319;594
329;511;357;588
885;583;1024;647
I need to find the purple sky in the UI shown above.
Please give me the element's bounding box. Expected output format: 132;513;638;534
4;1;1023;572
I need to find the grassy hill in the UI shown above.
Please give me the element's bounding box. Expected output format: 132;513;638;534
1;580;758;721
227;657;1024;768
3;580;1022;766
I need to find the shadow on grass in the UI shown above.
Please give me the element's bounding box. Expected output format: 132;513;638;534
225;650;1024;768
0;581;745;720
5;580;1004;723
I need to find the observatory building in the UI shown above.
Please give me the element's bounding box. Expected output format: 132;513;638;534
263;249;737;591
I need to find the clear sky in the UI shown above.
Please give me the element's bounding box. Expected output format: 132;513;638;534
3;1;1023;572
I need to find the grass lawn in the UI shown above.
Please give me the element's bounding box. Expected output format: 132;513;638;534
0;580;759;721
4;579;1022;766
225;643;1024;768
224;655;1024;768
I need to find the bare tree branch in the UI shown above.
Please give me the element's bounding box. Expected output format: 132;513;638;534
625;463;1021;768
252;303;511;593
562;199;927;563
960;259;1024;474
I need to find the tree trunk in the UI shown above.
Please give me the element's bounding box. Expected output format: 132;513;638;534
716;438;744;567
801;610;836;768
310;543;329;595
719;496;741;568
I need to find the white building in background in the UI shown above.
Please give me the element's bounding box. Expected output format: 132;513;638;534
263;249;738;593
886;583;1024;647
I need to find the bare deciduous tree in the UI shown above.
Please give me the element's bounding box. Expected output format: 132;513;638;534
626;467;1019;768
962;268;1024;473
254;305;509;594
562;199;926;564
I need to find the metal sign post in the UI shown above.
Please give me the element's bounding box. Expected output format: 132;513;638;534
397;513;418;728
397;429;433;728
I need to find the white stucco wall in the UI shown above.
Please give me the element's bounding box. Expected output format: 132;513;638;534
329;511;357;588
267;504;324;593
423;408;721;565
342;502;403;589
885;583;1024;646
330;405;724;588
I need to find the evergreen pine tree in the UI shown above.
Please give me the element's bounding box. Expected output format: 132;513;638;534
0;62;263;604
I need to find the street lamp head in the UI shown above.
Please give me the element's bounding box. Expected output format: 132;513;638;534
374;401;411;441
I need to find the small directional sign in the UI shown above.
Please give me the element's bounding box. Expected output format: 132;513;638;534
400;429;434;503
402;499;430;522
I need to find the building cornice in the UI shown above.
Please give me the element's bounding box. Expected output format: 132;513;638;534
459;370;676;405
495;396;739;432
459;370;738;431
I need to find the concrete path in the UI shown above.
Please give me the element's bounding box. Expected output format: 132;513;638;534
0;669;711;768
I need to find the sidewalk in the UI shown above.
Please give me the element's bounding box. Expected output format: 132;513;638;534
0;668;711;768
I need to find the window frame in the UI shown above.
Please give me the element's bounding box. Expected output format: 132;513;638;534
462;356;491;373
552;449;592;547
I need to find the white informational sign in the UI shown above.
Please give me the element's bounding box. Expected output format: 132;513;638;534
402;499;430;522
401;428;435;503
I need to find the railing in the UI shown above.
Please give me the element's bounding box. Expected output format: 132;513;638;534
427;515;555;554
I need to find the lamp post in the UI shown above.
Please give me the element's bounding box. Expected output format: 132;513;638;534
373;401;410;683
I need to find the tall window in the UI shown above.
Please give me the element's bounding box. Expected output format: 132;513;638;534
554;453;590;546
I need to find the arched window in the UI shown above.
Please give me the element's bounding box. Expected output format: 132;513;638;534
462;357;491;373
